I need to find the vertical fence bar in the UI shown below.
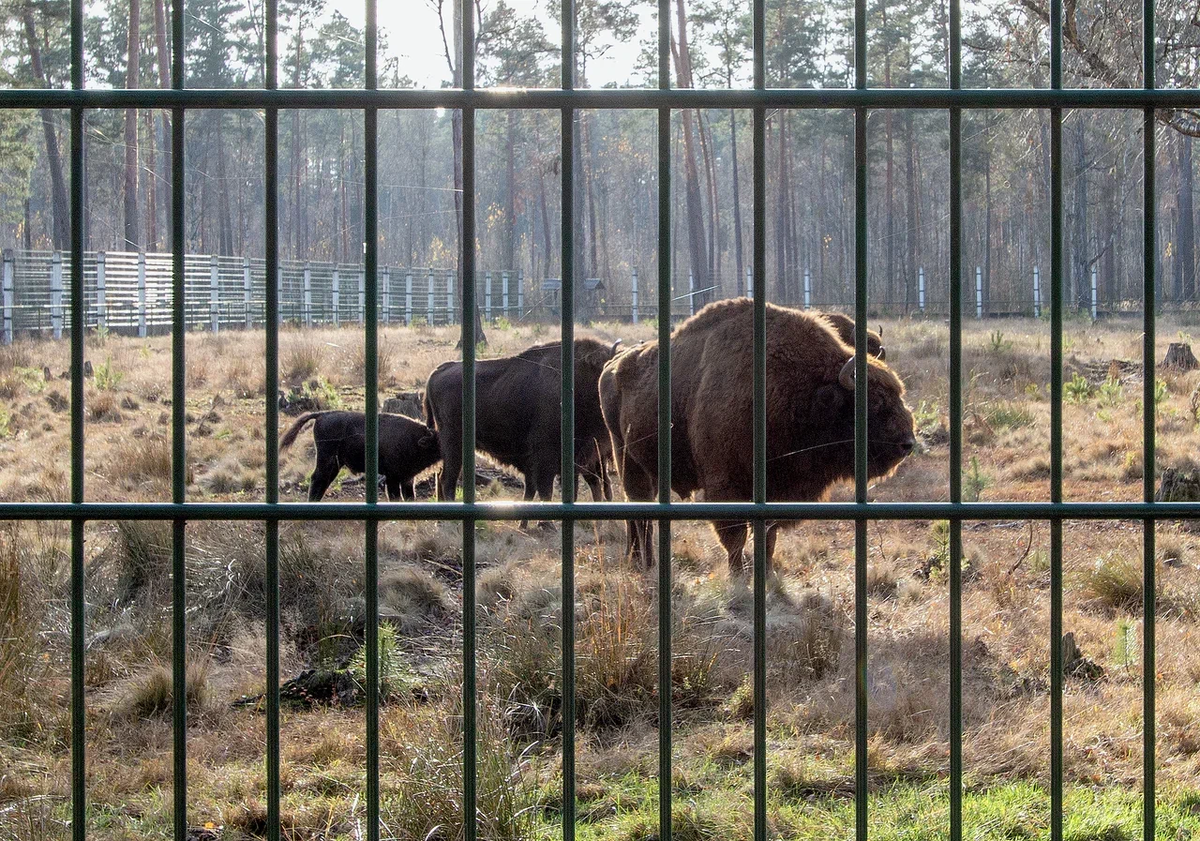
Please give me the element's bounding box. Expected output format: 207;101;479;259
502;270;509;317
51;251;63;339
447;272;455;325
97;251;107;330
69;0;85;832
170;0;188;834
461;1;478;835
405;272;413;325
364;0;380;833
918;265;925;312
948;0;963;832
1049;0;1065;833
138;251;147;337
1142;0;1157;833
485;271;492;322
427;270;434;324
1090;265;1098;320
2;250;12;345
751;0;767;835
517;269;524;315
210;255;220;333
853;0;868;826
561;3;577;836
264;0;281;835
657;0;674;837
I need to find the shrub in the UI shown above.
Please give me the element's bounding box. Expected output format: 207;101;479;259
114;520;173;597
347;622;421;701
985;402;1033;430
1077;554;1143;614
1065;372;1092;403
963;456;992;502
283;338;322;383
115;661;212;718
94;356;124;391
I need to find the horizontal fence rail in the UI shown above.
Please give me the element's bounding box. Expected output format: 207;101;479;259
0;0;1188;836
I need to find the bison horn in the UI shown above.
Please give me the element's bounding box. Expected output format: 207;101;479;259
611;339;622;353
839;357;857;390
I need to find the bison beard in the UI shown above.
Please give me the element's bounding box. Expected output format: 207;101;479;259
422;338;620;526
279;411;441;502
600;298;915;571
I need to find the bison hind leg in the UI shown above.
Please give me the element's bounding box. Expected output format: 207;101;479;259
712;521;750;575
308;455;341;502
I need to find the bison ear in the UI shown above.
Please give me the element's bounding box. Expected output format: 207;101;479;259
419;433;437;449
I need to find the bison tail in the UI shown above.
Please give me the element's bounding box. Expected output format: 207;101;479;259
279;412;321;450
423;390;436;430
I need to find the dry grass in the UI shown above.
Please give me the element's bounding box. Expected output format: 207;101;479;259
4;318;1200;837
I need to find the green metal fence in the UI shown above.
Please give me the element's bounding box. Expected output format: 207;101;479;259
0;0;1184;838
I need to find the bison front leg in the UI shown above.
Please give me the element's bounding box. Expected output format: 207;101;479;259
437;450;461;503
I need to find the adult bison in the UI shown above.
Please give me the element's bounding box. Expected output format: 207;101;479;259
818;311;886;360
280;411;441;501
423;338;620;513
600;298;914;570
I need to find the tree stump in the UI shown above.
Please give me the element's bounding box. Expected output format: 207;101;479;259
383;390;423;419
1161;342;1199;371
1156;467;1200;502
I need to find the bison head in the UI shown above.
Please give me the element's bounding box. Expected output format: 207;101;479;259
800;355;915;484
836;356;915;476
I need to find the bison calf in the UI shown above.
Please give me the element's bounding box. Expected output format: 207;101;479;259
280;411;441;501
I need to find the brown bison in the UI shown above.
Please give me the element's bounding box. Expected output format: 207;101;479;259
818;311;885;360
423;338;621;513
280;411;441;501
599;298;914;570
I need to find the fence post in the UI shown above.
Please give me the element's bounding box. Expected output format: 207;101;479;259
485;271;492;322
631;267;639;324
277;266;284;325
447;272;455;326
382;267;391;323
427;271;434;324
405;272;413;325
1033;266;1041;318
358;270;365;324
975;266;983;320
332;268;340;326
95;251;107;331
1091;265;1098;320
517;270;524;314
243;258;252;328
207;255;219;333
303;262;312;327
688;270;695;316
1;250;12;344
502;271;509;317
137;251;147;338
50;251;63;340
746;266;752;299
918;266;925;312
803;268;812;310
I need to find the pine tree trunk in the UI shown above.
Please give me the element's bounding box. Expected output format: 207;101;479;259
1180;134;1195;301
905;111;918;311
21;9;69;250
730;108;745;296
124;0;141;251
154;0;170;251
